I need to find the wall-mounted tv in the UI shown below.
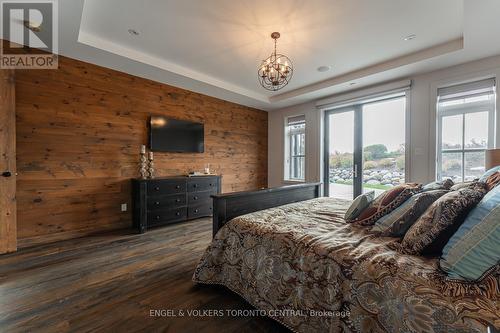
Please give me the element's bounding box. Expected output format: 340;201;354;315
149;116;204;153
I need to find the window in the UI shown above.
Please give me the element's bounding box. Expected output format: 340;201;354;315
437;78;496;182
285;115;305;181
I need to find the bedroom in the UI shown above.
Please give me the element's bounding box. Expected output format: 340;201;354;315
0;0;499;332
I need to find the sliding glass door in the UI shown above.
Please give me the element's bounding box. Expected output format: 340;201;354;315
324;107;361;199
362;97;406;196
324;95;407;199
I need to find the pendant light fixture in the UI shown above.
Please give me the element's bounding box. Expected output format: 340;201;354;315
258;32;293;91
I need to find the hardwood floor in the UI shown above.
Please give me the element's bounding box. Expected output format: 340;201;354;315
0;218;289;333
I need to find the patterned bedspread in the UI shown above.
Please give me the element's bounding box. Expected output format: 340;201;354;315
193;197;499;333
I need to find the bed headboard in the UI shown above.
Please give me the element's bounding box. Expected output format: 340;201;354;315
210;183;322;237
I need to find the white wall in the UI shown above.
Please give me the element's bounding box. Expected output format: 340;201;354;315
268;55;500;187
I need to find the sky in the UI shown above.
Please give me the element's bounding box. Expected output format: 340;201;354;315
328;97;406;154
441;111;488;149
440;94;492;149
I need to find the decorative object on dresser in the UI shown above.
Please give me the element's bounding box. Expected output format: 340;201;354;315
147;151;155;179
132;175;221;233
139;145;148;179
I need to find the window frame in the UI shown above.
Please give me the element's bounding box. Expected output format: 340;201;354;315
436;94;496;181
284;116;306;182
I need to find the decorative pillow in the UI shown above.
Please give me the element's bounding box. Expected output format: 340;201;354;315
400;182;488;256
484;171;500;191
450;181;475;191
422;179;454;192
349;183;422;226
344;191;375;221
440;185;500;281
372;190;448;237
479;166;500;182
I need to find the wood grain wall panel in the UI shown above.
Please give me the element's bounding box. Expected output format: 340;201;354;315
0;69;17;253
15;56;268;247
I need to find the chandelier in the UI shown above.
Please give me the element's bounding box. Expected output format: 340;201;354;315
258;32;293;91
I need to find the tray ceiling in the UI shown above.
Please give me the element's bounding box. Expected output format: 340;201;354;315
49;1;500;109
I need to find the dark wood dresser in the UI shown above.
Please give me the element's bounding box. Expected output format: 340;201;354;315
132;175;221;233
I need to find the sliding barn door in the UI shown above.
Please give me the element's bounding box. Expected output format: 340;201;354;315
0;69;17;253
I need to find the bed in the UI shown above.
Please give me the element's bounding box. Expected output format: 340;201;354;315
193;185;499;333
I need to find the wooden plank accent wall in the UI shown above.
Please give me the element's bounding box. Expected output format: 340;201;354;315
15;56;268;248
0;69;17;253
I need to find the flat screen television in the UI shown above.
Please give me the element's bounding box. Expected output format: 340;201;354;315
149;116;204;153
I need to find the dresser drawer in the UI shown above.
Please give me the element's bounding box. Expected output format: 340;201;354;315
148;207;187;225
188;190;216;205
147;180;186;196
188;204;213;219
187;177;218;192
133;176;220;233
147;194;186;211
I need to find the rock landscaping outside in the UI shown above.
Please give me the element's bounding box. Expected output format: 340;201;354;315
329;144;405;191
330;167;405;190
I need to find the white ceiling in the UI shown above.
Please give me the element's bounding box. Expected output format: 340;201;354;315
55;0;500;110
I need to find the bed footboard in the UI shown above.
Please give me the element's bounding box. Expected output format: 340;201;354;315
210;183;322;237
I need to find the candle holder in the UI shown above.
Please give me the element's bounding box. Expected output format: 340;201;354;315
148;151;155;179
139;145;148;179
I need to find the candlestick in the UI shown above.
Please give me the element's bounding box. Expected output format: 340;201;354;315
139;146;147;179
148;151;155;179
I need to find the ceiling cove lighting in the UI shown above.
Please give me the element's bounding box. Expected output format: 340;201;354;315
258;32;293;91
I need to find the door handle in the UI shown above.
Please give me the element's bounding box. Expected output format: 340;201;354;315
2;171;12;178
353;165;358;178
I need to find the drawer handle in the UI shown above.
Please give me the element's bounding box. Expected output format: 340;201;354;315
209;183;213;186
209;207;212;210
155;215;161;220
176;212;180;216
155;187;160;191
193;196;198;200
175;185;180;189
194;209;199;213
194;184;198;188
155;201;160;205
175;198;181;203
